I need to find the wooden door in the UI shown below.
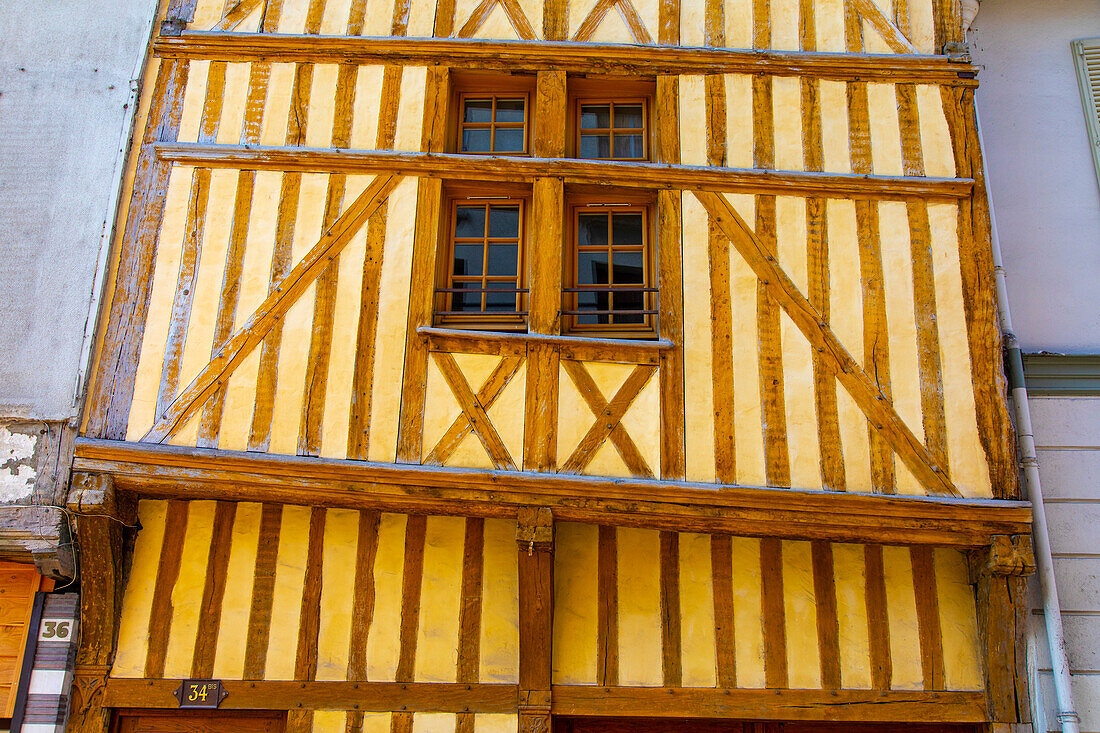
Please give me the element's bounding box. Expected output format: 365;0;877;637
113;710;286;733
0;561;41;717
555;719;982;733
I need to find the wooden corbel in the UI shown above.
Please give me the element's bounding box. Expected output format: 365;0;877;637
517;508;553;733
66;472;138;733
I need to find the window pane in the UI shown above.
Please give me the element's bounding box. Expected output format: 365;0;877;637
613;289;644;323
485;282;517;311
613;104;643;129
578;251;609;285
613;134;644;159
579;134;610;158
461;128;492;152
580;104;611;129
611;250;644;283
612;213;643;246
495;98;525;123
488;206;520;238
450;282;481;312
494;128;525;152
576;291;609;324
486;244;518;276
577;213;608;247
452;244;483;276
463;99;492;123
454;206;486;239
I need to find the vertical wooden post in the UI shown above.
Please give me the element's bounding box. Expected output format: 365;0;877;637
517;508;554;733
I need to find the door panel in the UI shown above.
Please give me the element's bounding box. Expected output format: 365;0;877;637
114;710;286;733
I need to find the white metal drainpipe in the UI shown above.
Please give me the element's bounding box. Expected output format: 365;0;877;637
974;106;1080;733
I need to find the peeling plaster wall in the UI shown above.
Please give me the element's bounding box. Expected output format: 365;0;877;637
0;0;159;419
0;425;38;503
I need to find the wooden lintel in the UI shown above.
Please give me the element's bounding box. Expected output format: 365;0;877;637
103;679;518;712
153;32;978;86
155;143;973;201
421;326;671;365
551;686;988;723
71;438;1031;547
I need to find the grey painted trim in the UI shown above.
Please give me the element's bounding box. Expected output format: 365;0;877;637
1023;354;1100;395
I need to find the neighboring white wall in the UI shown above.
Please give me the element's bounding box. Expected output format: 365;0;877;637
0;0;158;419
969;0;1100;352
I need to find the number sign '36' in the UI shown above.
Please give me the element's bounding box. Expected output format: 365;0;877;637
173;679;229;709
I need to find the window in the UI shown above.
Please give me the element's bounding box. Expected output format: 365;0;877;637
451;72;534;156
1073;38;1100;191
569;77;655;162
564;196;657;338
435;190;528;331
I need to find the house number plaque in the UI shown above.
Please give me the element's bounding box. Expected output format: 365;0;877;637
173;679;229;709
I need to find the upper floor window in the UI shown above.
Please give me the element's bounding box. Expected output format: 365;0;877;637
451;72;534;156
569;77;655;162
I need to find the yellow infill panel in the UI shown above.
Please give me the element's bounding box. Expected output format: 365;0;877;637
212;501;263;679
616;528;662;686
552;522;598;684
316;509;360;681
832;542;872;689
678;533;717;687
113;501;168;677
163;501;217;677
882;545;923;689
415;516;466;682
782;540;821;688
366;513;409;680
480;519;519;683
935;548;984;690
730;536;766;688
264;505;312;680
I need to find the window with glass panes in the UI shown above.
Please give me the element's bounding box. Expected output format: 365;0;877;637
459;94;528;154
576;99;647;160
566;204;656;336
438;198;527;328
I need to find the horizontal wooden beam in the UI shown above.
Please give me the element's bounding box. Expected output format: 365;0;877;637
153;32;979;86
72;438;1031;547
551;686;988;723
103;679;517;712
156;143;972;201
420;326;672;364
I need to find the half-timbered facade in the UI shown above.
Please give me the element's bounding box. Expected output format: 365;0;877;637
67;0;1036;730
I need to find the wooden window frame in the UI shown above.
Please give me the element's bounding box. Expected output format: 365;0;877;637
450;71;536;157
563;188;658;339
434;182;531;333
567;76;656;162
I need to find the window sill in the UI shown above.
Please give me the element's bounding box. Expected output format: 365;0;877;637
418;326;673;365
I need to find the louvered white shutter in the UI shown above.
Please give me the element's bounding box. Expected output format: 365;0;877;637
1073;38;1100;191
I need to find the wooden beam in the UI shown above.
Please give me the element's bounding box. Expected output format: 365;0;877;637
141;173;401;443
847;0;917;53
421;327;670;365
103;679;518;712
153;33;978;85
693;190;960;497
71;438;1031;547
516;508;553;733
156;143;974;201
550;686;988;723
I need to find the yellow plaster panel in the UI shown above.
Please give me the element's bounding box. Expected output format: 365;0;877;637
313;711;348;733
448;431;494;469
414;714;457;733
163;501;217;677
569;0;599;41
867;83;904;176
316;509;360;680
476;4;522;40
832;542;872;689
934;548;983;690
818;80;851;173
877;201;924;495
772;77;804;171
177;60;210;143
454;0;482;36
680;193;716;484
260;63;297;146
321;0;355;34
583;362;632;404
916;84;956;178
365;0;398;35
127;167;193;440
306;65;340;148
617;528;662;686
367;178;419;463
678;533;717;687
517;0;543;39
815;0;846;52
724;75;753;168
367;513;409;680
422;357;465;460
882;545;923;689
475;715;518;733
416;516;466;682
191;0;224;31
861;18;895;55
480;519;519;683
216;63;252;145
633;0;659;44
679;75;707;167
212;502;263;679
408;0;437;36
351;66;386;150
771;0;800;50
591;7;635;44
618;366;660;478
724;0;752;48
730;536;765;687
113;501;168;677
394;67;427;152
363;713;392;733
452;353;502;393
586;438;631;478
279;0;310;34
680;0;705;54
928;204;992;498
782;541;821;688
553;522;598;685
266;288;316;455
264;505;312;680
485;361;527;470
910;0;935;54
827;199;872;492
556;362;593;464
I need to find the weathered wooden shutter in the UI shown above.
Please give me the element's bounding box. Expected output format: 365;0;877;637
1073;38;1100;190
